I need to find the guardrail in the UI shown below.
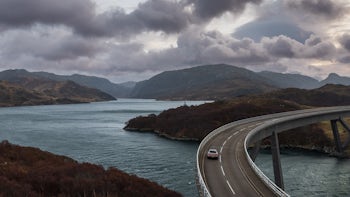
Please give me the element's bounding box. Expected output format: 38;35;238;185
244;107;350;197
244;125;290;197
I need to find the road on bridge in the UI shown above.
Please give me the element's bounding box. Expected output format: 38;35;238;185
198;107;350;197
199;119;275;197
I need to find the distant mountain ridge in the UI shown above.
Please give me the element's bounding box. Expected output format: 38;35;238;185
0;69;132;98
130;64;277;100
130;64;350;100
2;65;350;101
258;71;320;89
320;73;350;86
0;71;116;107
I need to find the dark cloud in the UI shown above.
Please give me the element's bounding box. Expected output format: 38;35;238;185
0;0;191;38
262;36;298;58
339;56;350;63
132;0;191;33
0;0;268;38
303;42;336;59
233;18;312;43
305;34;322;46
302;35;336;59
339;34;350;52
187;0;262;20
1;29;103;61
287;0;345;20
232;0;313;43
0;0;95;31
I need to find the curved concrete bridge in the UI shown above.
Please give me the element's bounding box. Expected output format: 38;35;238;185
197;106;350;197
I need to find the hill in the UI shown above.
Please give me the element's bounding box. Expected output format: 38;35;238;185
0;69;132;98
263;84;350;107
125;97;304;140
124;84;350;154
0;79;115;107
130;64;350;100
320;73;350;86
258;71;319;89
0;140;180;197
130;64;277;100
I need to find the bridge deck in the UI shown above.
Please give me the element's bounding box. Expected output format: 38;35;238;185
199;120;275;197
198;106;350;197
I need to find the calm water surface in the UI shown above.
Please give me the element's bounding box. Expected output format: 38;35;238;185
255;150;350;196
0;99;350;196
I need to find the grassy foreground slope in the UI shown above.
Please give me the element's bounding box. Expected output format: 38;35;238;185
0;141;181;197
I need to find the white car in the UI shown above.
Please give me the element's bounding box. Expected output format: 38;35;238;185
207;148;219;159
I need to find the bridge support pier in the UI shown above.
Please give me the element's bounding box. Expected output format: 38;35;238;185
270;131;284;190
331;119;343;153
339;118;350;149
250;141;261;162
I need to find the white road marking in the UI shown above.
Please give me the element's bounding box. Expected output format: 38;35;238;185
226;180;236;195
221;166;226;176
219;155;222;163
220;146;224;154
222;140;227;147
239;128;245;132
233;131;239;135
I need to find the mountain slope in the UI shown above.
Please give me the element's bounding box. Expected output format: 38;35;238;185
0;81;50;107
0;78;115;107
130;64;277;100
0;69;132;98
320;73;350;86
36;72;133;97
258;71;320;89
262;84;350;107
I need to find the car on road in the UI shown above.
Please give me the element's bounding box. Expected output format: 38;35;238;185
207;148;219;159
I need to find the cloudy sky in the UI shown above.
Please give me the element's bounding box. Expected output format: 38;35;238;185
0;0;349;83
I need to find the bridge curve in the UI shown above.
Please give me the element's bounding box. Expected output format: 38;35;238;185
197;106;350;197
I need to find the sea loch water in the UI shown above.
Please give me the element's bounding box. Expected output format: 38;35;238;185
0;99;349;196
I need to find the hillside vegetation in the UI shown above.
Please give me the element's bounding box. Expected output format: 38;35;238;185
264;84;350;107
3;66;350;101
130;64;350;100
130;64;277;100
125;84;350;154
0;141;181;197
125;97;305;140
0;69;132;98
0;79;115;107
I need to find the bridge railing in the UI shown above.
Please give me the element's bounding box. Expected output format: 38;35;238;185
243;107;350;197
244;125;290;197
